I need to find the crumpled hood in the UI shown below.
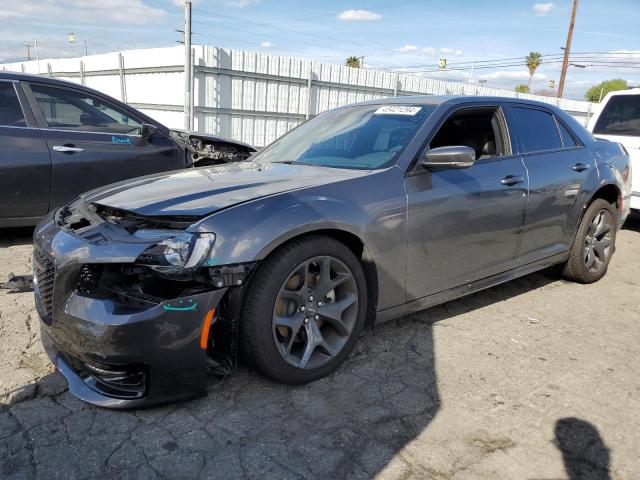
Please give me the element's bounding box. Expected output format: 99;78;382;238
83;161;368;217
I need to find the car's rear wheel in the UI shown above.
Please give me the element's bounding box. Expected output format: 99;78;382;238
562;198;617;283
241;235;367;384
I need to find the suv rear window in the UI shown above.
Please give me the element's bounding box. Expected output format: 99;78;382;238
593;95;640;137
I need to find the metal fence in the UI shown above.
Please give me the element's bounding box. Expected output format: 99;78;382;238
2;45;595;148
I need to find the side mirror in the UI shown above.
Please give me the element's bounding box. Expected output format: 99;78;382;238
419;146;476;169
140;123;158;139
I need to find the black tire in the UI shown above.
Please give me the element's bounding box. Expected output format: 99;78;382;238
241;235;367;384
562;199;617;283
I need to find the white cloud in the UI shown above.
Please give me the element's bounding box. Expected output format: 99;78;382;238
395;44;418;53
422;47;436;56
337;9;382;22
172;0;259;6
260;41;274;48
0;0;166;24
532;3;555;16
482;70;547;81
228;0;260;6
439;47;463;57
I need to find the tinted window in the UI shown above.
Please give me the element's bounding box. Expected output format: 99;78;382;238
430;108;507;159
556;119;577;147
30;84;142;134
511;107;562;153
593;95;640;137
0;82;27;127
253;104;435;170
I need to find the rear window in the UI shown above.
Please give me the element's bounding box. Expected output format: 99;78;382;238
0;82;27;127
556;119;578;148
593;95;640;137
511;107;562;153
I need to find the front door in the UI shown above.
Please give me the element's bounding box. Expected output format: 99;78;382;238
0;81;51;223
405;106;528;300
24;82;183;210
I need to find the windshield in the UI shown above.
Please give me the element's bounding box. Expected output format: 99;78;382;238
253;104;435;169
593;94;640;137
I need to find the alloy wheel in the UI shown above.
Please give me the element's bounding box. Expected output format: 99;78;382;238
271;256;358;369
583;209;613;274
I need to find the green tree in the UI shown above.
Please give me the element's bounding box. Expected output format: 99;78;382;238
525;52;542;90
345;56;361;68
585;79;628;102
515;84;529;94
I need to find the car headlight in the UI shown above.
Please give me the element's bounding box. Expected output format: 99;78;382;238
135;231;215;275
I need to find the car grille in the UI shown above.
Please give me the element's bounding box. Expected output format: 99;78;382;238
34;245;55;320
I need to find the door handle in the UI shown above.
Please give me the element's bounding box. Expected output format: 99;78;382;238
501;175;525;186
53;145;85;153
572;162;590;172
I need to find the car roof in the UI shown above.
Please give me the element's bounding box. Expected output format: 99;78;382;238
353;94;566;112
0;70;88;88
604;87;640;97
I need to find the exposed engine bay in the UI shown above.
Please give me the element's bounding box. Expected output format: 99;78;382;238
54;199;258;371
170;129;257;167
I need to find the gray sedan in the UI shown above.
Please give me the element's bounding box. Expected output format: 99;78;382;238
33;96;631;408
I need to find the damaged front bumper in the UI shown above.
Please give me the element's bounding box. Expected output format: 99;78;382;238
33;212;230;409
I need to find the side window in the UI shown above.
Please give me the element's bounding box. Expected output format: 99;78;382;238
0;82;27;127
429;107;508;160
510;107;562;153
29;84;142;134
556;118;578;148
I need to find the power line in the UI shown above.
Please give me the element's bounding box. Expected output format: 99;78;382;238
372;52;640;72
192;7;405;57
192;19;359;56
388;59;640;75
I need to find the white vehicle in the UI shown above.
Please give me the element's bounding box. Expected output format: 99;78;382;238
588;88;639;211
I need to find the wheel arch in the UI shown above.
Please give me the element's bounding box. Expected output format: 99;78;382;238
256;228;380;326
584;183;621;215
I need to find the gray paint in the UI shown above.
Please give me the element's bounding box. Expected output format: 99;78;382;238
33;95;631;407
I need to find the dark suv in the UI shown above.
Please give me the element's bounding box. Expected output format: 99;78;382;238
0;72;254;227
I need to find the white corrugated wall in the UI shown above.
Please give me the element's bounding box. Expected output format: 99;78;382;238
1;45;594;148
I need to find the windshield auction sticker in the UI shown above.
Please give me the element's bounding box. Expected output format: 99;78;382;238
374;105;422;115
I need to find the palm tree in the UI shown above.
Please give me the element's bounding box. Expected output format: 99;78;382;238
345;56;361;68
526;52;542;90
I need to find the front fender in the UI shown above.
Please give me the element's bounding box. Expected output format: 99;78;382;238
193;193;369;264
188;169;408;310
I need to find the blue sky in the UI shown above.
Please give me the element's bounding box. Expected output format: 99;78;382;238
1;0;638;99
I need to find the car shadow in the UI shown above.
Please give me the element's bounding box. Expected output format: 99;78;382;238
0;227;34;246
622;212;640;232
1;269;560;478
555;417;611;480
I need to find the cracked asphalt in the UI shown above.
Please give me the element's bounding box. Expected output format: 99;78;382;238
1;217;639;479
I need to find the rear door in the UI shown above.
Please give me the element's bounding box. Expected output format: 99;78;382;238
23;82;184;210
507;105;594;264
0;80;51;223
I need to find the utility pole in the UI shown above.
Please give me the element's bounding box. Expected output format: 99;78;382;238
183;1;192;130
557;0;579;98
34;39;40;73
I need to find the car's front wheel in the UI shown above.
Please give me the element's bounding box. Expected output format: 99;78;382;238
241;235;367;384
562;198;617;283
